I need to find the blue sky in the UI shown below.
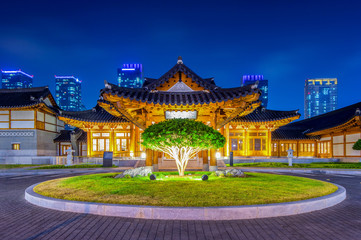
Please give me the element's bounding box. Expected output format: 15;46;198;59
1;0;361;118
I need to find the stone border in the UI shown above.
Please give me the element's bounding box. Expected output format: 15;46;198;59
25;182;346;220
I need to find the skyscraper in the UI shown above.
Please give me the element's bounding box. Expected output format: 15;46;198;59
1;70;33;89
241;75;268;108
55;76;83;111
117;64;143;88
304;78;337;119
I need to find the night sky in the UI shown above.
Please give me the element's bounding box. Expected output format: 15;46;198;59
1;0;361;118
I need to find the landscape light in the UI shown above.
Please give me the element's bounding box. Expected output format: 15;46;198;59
141;152;146;158
216;152;221;159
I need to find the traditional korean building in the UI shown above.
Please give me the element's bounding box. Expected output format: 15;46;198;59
0;87;65;164
57;57;300;170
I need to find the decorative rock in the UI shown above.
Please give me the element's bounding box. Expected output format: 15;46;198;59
115;167;153;178
201;175;208;181
215;169;245;178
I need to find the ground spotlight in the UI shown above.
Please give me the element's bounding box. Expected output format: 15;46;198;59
150;174;156;180
201;175;208;181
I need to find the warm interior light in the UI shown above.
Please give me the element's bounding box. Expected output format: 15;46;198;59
216;152;221;159
141;152;146;158
130;152;134;157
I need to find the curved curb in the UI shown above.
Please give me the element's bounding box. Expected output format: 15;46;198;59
25;182;346;220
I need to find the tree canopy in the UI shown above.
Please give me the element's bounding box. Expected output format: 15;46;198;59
352;139;361;150
141;119;225;176
141;119;225;151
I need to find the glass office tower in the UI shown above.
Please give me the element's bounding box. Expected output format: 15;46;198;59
117;64;143;88
55;76;83;111
241;75;268;108
1;70;33;89
304;78;337;119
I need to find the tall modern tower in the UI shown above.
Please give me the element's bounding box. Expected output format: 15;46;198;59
55;76;83;111
241;75;268;108
117;64;143;88
304;78;337;119
1;70;33;89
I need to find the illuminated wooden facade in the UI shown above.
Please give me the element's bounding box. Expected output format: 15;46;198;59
272;103;361;159
57;57;301;170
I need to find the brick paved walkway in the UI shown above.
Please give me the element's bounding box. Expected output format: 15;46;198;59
0;171;360;240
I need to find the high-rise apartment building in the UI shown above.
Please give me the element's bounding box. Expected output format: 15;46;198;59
241;75;268;108
55;76;83;111
1;70;33;89
117;64;143;88
304;78;337;119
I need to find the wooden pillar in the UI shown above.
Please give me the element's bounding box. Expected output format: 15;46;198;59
146;149;153;167
330;134;334;158
87;129;92;157
129;124;135;157
278;140;281;157
220;127;225;157
109;128;114;152
296;140;299;158
202;150;209;171
209;112;217;171
153;150;159;171
135;126;140;157
267;129;271;157
343;132;347;157
225;124;230;157
244;129;248;156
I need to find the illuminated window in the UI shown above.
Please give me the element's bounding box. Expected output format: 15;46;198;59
12;143;20;150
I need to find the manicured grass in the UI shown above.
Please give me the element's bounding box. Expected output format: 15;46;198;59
226;162;361;169
0;164;46;169
32;164;116;169
34;172;337;207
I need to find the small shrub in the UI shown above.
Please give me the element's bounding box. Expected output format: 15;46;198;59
352;139;361;150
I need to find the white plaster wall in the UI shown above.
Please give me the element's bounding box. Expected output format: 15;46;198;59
346;143;361;156
346;133;361;142
11;121;34;128
333;144;344;156
37;111;44;121
320;136;331;141
45;114;56;124
11;111;34;120
45;123;56;132
333;135;344;144
0;122;9;128
0;115;9;121
0;110;9;114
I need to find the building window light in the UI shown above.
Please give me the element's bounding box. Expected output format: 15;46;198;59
12;143;20;150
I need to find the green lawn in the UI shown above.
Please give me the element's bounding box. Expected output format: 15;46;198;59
34;172;337;207
226;162;361;169
32;164;116;169
0;164;44;169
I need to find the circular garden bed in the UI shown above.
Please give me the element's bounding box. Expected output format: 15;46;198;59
33;172;337;207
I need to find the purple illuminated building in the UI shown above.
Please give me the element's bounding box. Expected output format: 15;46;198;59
241;75;268;108
117;64;143;88
1;70;33;89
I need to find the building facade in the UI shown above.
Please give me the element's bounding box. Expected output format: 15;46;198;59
304;78;337;119
117;64;143;88
1;70;33;89
241;75;268;108
0;87;64;164
55;76;83;111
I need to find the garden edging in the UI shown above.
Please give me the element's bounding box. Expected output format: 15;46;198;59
25;183;346;220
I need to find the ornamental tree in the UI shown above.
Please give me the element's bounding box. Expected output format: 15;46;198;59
141;119;225;176
352;139;361;150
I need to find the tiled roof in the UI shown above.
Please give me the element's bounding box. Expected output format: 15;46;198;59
142;62;217;90
53;130;72;142
101;82;260;106
232;107;300;122
0;86;55;108
272;101;361;139
59;104;128;123
53;129;87;143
